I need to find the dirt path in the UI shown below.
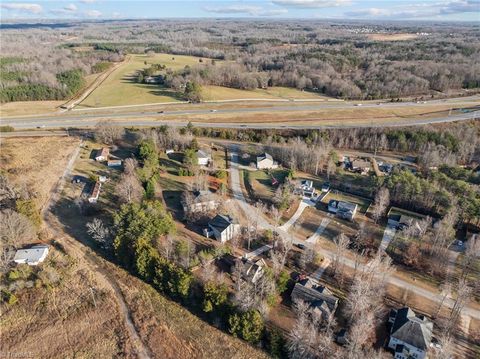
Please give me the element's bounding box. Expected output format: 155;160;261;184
41;140;152;359
61;58;128;111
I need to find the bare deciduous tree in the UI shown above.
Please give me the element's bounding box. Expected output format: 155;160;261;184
116;173;143;203
0;209;36;248
94;120;124;145
86;218;110;246
372;187;390;223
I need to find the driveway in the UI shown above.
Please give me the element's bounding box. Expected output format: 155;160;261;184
379;224;397;253
228;145;480;322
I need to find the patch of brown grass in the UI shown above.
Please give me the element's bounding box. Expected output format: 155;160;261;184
368;33;419;41
0;136;79;208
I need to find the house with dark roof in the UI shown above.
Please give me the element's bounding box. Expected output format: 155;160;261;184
327;200;358;221
240;258;266;284
291;278;339;321
256;153;278;169
387;307;433;359
351;159;371;175
205;214;240;243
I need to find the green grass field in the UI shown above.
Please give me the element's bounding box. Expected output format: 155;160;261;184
78;53;330;108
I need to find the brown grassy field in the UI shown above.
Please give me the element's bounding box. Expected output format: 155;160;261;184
0;246;137;358
0;136;80;208
368;33;419;41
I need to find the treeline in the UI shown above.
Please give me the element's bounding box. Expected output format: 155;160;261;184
184;121;479;165
0;69;85;102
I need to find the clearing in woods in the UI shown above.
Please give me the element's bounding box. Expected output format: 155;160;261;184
78;53;330;108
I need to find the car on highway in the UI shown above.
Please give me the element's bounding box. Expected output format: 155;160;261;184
36;125;46;129
158;111;164;114
354;103;362;106
295;243;306;250
210;109;217;112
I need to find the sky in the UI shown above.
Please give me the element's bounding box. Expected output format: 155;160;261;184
0;0;478;21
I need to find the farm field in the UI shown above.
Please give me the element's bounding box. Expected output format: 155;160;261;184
367;33;419;41
77;53;332;108
0;100;64;117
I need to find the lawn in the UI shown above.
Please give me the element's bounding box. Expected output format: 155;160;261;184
78;53;332;108
78;53;205;108
244;168;289;203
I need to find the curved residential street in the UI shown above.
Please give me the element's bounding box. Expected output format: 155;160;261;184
227;144;480;326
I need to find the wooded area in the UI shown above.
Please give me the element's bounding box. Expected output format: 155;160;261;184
1;19;478;102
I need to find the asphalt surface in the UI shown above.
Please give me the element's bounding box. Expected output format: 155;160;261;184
2;99;479;130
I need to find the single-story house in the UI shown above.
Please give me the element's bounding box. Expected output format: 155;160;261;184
388;214;422;231
197;150;211;166
205;214;240;243
351;159;371;175
328;200;358;221
99;175;108;183
256;153;278;170
107;159;122;167
165;149;174;154
298;179;315;197
95;147;109;162
14;245;49;266
88;181;102;203
387;307;433;359
183;190;219;214
291;278;339;321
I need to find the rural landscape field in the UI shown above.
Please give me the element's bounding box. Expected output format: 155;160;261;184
0;3;479;359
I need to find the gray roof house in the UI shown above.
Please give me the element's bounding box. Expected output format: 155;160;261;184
256;153;278;169
327;200;358;221
241;258;266;284
197;150;211;166
183;190;219;214
14;245;49;266
205;214;240;243
388;307;433;359
291;279;339;321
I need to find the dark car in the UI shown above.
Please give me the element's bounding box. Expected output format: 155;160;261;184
295;243;306;250
321;182;330;192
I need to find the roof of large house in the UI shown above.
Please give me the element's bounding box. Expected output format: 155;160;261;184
328;200;357;212
97;147;109;158
390;307;433;351
197;149;211;159
90;181;102;198
292;279;338;316
209;214;237;233
14;245;49;265
352;159;371;168
241;258;265;283
257;153;273;162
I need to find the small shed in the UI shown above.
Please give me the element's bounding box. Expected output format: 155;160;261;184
14;245;49;266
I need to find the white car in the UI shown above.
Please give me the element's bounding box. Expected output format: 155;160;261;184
354;103;362;107
210;109;217;112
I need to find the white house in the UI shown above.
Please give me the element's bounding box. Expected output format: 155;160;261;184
388;307;433;359
298;179;315;197
205;214;240;243
327;200;358;221
14;245;49;266
197;150;211;166
95;147;109;162
256;153;278;170
88;181;102;203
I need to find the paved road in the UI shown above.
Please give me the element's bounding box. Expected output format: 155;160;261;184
227;144;480;323
306;218;331;245
279;198;315;231
3;100;479;130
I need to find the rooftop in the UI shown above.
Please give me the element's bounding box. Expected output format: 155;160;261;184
390;307;433;350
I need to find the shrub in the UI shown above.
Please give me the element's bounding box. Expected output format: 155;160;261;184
1;289;18;306
228;310;264;344
215;170;227;179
